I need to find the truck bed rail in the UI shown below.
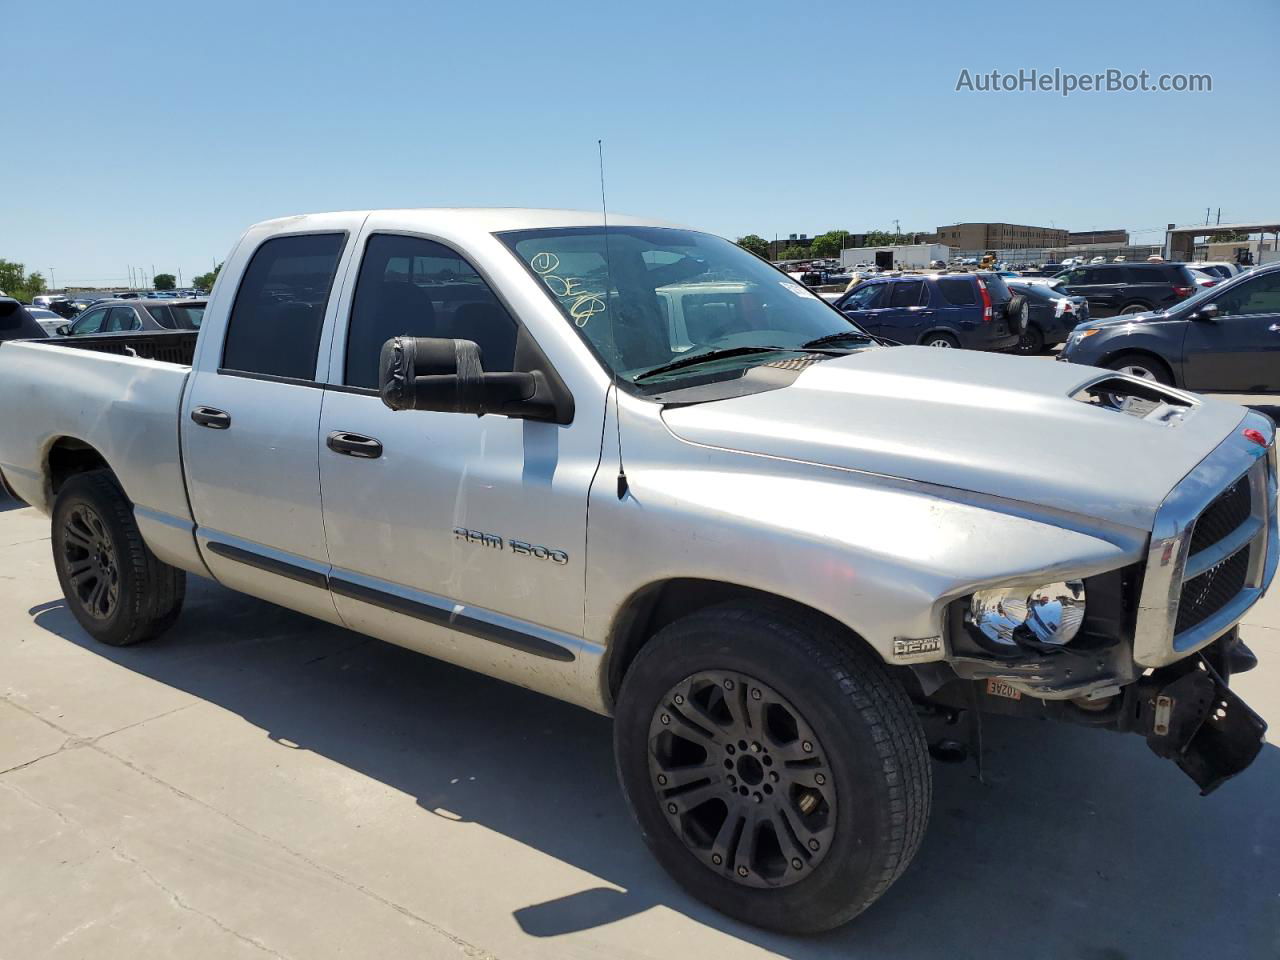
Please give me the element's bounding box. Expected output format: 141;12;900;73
40;330;198;366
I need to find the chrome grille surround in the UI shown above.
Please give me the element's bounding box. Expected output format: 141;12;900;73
1134;410;1278;668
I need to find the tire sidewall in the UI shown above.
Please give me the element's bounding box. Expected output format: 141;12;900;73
51;474;143;645
615;611;915;932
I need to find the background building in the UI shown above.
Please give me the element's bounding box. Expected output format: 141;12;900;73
1067;229;1128;245
931;222;1070;250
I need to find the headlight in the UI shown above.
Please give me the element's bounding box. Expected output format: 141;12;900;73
1068;328;1100;348
969;580;1086;649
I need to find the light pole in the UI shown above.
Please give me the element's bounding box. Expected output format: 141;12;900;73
48;267;55;291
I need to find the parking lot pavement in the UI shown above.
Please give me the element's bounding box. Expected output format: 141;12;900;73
2;491;1279;960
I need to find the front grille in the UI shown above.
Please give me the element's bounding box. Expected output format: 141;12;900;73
1188;476;1252;555
1175;546;1251;634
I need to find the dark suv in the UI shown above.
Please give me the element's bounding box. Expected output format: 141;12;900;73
833;272;1022;350
1060;261;1280;393
1052;262;1198;317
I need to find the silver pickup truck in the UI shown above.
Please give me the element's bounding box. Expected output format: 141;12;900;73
1;209;1275;933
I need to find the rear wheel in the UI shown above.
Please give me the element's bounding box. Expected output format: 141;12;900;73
51;470;185;646
923;332;959;349
1119;302;1152;315
614;602;931;933
1015;321;1045;355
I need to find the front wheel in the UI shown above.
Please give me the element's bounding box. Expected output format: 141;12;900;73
51;470;185;646
923;332;959;349
614;603;931;933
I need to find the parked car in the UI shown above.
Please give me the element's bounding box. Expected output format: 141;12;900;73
1061;261;1280;393
0;297;48;341
1053;262;1199;318
31;294;69;310
1188;261;1247;280
57;298;206;336
834;272;1022;349
1006;280;1088;354
928;259;946;269
1189;268;1220;289
25;307;68;336
0;209;1274;933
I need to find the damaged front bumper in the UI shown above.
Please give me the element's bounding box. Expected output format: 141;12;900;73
918;629;1267;794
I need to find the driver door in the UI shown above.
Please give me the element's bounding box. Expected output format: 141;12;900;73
840;282;888;336
1183;272;1280;392
316;224;601;678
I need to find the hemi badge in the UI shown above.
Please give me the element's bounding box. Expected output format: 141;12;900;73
892;636;943;661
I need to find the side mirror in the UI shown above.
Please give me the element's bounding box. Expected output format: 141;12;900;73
379;336;565;421
1192;303;1219;322
56;324;69;336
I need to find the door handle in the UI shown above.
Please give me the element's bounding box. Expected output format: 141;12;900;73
190;406;231;429
327;431;383;459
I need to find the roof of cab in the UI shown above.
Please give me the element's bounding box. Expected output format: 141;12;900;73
246;207;684;236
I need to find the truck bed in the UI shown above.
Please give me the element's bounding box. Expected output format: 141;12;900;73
0;334;196;530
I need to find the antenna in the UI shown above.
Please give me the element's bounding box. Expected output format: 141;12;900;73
599;138;628;499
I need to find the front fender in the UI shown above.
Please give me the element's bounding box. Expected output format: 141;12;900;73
586;399;1146;677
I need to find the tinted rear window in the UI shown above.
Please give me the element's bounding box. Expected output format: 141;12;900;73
937;277;976;305
222;233;345;380
887;280;925;307
146;304;176;328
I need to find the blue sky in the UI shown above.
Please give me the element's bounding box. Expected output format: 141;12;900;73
6;0;1278;287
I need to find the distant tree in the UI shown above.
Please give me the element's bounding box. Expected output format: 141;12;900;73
0;259;47;302
192;262;222;291
736;234;769;258
153;273;176;291
809;230;851;258
1208;231;1247;243
778;245;809;261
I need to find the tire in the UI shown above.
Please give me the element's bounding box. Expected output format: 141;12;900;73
1006;295;1028;332
922;332;959;349
1015;321;1044;355
1105;351;1173;385
1119;302;1152;315
614;602;931;934
51;470;185;646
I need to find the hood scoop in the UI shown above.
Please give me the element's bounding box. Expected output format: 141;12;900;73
1071;373;1193;424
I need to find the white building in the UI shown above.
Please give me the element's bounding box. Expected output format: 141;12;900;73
841;243;952;270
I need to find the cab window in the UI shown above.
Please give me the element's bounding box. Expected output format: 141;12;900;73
344;234;518;390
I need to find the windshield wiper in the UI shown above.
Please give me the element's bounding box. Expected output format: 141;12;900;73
633;345;794;382
802;330;877;349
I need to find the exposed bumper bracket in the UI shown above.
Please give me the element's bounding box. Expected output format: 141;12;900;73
1139;650;1266;795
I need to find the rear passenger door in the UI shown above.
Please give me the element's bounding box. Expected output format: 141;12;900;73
876;279;929;342
181;221;362;623
104;306;142;332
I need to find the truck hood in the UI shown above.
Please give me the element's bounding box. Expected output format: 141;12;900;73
660;346;1248;529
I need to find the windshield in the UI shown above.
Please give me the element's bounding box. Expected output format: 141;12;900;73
499;226;865;386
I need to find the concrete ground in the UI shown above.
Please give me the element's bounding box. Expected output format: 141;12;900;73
2;480;1279;959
